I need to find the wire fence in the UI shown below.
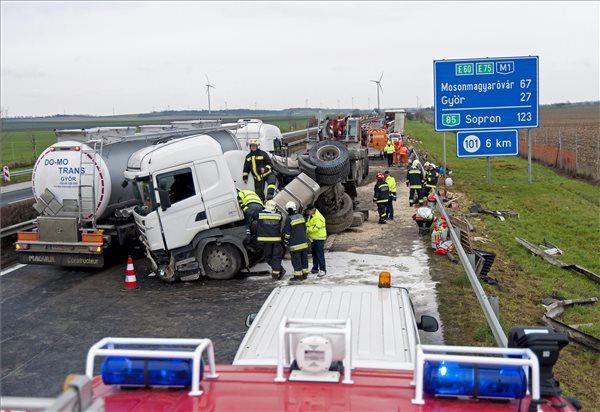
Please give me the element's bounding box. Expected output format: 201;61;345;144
518;124;600;181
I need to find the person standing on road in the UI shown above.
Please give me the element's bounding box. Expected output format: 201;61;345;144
373;172;390;224
283;201;310;282
237;188;264;241
305;204;327;277
406;160;423;207
384;139;395;167
384;170;397;220
398;144;409;168
394;139;402;165
242;139;278;201
257;200;285;280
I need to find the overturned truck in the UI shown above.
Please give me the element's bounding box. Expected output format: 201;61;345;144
272;116;369;234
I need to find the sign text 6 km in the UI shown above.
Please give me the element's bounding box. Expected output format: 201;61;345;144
457;130;519;158
434;56;539;131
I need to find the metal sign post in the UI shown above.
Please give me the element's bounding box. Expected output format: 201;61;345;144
443;132;447;172
527;128;532;184
486;157;491;184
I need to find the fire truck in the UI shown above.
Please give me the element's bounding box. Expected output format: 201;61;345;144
1;274;579;412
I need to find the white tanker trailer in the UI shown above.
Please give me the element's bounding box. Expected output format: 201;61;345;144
16;124;236;268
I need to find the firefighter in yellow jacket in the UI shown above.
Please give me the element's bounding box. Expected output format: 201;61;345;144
384;170;397;220
305;204;327;277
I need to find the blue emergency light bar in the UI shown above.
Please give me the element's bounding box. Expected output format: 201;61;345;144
101;356;204;387
423;361;526;399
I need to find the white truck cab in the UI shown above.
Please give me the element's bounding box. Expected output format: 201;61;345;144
124;127;320;282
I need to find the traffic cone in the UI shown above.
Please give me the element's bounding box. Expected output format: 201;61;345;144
124;256;138;289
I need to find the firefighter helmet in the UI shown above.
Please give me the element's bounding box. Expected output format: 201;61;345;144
376;172;385;181
424;162;431;167
285;201;297;211
248;139;259;148
265;200;277;211
412;160;420;167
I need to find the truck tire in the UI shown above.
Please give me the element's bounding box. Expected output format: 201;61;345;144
315;163;350;185
298;155;318;182
354;161;364;186
362;158;369;181
201;243;241;280
309;141;349;176
325;193;354;234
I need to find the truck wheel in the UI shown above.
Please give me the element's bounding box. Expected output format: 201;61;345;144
362;158;369;181
354;161;364;186
325;193;354;233
315;163;350;185
201;243;241;280
309;140;349;176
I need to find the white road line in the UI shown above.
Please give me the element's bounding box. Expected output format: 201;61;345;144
0;263;27;277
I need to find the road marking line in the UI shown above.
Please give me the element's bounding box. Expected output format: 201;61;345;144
0;263;27;277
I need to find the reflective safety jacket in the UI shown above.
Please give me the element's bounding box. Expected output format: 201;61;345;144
283;213;308;251
406;166;423;189
237;190;263;211
424;168;439;188
306;209;327;241
384;142;395;154
373;180;390;203
385;175;397;200
243;149;273;181
256;209;282;242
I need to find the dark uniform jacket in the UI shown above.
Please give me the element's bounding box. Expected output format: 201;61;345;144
283;213;309;252
243;149;273;181
256;209;282;242
373;180;390;203
406;166;423;188
424;168;439;188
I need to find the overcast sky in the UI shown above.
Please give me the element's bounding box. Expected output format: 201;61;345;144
1;1;598;117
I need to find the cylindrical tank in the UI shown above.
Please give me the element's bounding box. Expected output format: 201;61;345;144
32;139;161;220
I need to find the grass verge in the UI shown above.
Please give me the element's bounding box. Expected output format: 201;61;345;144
406;120;600;408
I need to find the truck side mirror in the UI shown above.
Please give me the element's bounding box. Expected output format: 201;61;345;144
417;315;439;332
158;189;171;211
245;313;257;328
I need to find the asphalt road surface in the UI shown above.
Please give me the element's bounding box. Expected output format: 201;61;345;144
0;186;33;206
0;253;276;397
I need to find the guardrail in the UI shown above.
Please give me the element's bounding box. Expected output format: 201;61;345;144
433;193;508;348
414;153;507;348
0;219;36;238
6;169;33;177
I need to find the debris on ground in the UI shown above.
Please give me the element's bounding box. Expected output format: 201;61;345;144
539;239;564;256
542;297;600;352
468;203;520;221
516;237;600;284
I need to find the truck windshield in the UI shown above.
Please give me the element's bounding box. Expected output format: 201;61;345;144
132;179;155;216
346;119;358;140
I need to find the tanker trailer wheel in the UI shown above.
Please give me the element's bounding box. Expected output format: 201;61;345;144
309;140;349;176
200;243;241;280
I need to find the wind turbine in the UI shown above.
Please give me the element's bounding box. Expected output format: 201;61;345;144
205;75;215;114
369;72;384;113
